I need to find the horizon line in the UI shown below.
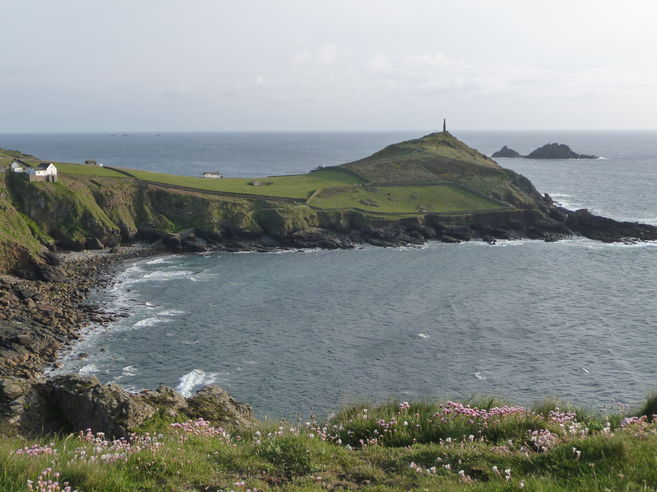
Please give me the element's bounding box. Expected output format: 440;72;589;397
2;128;657;135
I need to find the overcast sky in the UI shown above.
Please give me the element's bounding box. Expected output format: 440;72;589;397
2;0;657;132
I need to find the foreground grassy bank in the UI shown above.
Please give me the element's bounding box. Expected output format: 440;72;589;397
3;395;657;491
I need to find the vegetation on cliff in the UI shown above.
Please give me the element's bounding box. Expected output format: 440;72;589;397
2;392;657;491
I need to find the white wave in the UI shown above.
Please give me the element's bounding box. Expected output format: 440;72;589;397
548;192;583;210
121;384;142;394
396;243;430;251
560;237;657;249
122;365;138;376
417;333;430;339
79;363;99;375
492;239;534;247
134;316;172;328
554;199;582;210
176;369;218;397
145;256;180;265
158;309;186;317
142;269;194;281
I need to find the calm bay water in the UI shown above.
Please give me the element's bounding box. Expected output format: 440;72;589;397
3;130;656;418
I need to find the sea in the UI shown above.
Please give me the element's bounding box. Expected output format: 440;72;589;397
1;130;656;419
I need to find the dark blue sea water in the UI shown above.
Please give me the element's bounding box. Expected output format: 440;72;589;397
3;131;656;418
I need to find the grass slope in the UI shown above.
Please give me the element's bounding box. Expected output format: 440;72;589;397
3;396;657;491
116;167;364;200
309;183;511;214
55;163;128;178
340;132;500;185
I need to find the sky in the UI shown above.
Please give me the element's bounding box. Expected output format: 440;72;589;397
2;0;657;132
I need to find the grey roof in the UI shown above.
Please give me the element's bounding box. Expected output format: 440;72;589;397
37;162;53;170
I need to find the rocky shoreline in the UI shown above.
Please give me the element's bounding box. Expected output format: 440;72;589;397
2;207;657;437
0;244;160;381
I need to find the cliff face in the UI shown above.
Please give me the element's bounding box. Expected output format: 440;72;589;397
0;170;333;273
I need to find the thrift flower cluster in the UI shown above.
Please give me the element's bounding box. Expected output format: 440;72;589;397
26;468;77;492
74;429;163;463
15;443;57;457
171;418;230;439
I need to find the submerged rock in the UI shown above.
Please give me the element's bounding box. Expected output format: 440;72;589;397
525;143;597;159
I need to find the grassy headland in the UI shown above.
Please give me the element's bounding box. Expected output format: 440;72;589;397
2;395;657;491
0;131;542;274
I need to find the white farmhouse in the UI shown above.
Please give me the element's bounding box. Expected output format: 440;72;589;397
27;162;58;183
203;171;222;178
10;159;27;173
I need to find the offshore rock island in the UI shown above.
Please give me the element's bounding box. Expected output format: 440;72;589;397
1;132;657;490
492;142;598;159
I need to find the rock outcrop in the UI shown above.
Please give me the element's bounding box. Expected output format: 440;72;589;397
525;143;597;159
491;145;521;158
1;374;254;437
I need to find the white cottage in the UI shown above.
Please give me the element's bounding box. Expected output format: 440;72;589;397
27;162;58;183
202;171;222;178
10;159;27;173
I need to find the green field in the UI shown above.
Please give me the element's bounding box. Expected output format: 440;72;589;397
55;163;129;178
117;167;364;199
1;132;526;216
309;183;511;214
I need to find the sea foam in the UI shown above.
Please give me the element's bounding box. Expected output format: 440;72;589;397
176;369;218;397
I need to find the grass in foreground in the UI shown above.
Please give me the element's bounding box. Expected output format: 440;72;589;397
308;183;511;214
2;397;657;491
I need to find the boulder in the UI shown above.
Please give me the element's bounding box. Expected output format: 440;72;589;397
14;334;34;347
0;378;26;401
185;385;254;427
12;374;254;437
32;374;156;437
37;265;70;283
